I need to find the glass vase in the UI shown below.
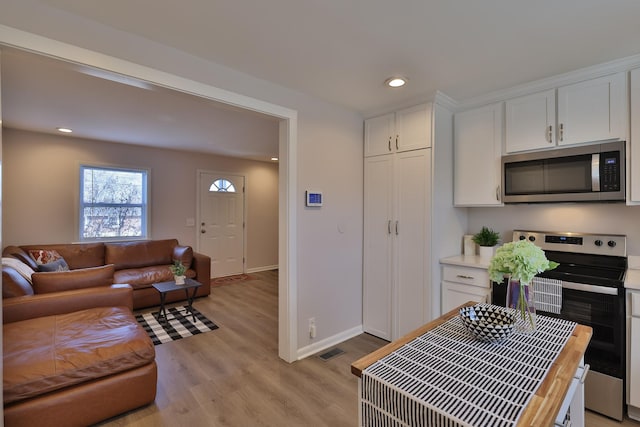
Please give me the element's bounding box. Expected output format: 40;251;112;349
505;278;536;333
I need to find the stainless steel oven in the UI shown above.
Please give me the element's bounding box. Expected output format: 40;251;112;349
492;230;627;420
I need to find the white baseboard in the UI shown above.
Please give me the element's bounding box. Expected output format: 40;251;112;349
296;325;364;361
246;264;278;274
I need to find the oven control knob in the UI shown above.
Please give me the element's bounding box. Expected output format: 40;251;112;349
608;240;617;248
528;236;536;242
595;239;603;247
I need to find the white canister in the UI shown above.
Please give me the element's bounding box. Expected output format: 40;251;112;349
463;235;476;256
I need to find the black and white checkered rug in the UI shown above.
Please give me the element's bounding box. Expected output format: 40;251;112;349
135;305;219;345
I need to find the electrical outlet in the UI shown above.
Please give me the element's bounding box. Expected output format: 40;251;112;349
309;318;316;339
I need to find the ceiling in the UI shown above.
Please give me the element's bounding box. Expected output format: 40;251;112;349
3;0;640;158
0;48;281;161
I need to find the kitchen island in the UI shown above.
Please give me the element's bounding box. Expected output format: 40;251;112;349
352;302;592;426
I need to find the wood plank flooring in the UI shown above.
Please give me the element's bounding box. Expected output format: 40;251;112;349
98;270;639;426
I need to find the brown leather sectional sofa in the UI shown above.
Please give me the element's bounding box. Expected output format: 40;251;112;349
2;239;211;309
3;284;157;426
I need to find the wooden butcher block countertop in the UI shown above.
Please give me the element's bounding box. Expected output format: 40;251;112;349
352;301;592;427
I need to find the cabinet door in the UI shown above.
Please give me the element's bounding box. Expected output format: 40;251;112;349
454;102;504;206
396;103;432;152
394;149;431;338
630;316;640;408
364;113;394;157
363;155;394;340
557;72;626;146
631;68;640;203
505;89;556;153
442;281;490;314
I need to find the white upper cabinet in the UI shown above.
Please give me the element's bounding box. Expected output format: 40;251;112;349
454;102;504;206
364;103;432;157
557;72;626;146
505;72;626;153
505;89;556;153
631;68;640;203
364;113;395;157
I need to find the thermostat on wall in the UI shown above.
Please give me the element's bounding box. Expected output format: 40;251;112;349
305;190;323;207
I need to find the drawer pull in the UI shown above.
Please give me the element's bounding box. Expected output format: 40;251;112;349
579;364;590;384
456;274;474;279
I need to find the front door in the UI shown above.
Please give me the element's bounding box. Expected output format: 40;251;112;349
198;171;245;278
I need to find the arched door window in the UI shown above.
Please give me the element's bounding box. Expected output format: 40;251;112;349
209;178;236;193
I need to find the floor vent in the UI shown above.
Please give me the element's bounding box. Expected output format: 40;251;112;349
318;348;344;361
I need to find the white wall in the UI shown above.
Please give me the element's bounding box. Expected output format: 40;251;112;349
467;203;640;256
0;8;365;353
2;128;280;273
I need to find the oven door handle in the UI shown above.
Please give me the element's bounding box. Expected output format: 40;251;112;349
562;281;618;295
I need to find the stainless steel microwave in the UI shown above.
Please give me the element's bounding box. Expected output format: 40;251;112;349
502;141;625;203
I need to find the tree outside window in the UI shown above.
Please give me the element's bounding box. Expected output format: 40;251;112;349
80;165;148;240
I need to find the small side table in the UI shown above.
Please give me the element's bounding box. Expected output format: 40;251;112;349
152;278;202;323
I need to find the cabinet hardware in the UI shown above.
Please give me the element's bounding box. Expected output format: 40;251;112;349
456;274;474;279
579;364;590;384
547;125;553;143
496;186;500;201
559;123;564;141
396;135;399;150
395;221;399;235
388;137;392;152
387;220;392;234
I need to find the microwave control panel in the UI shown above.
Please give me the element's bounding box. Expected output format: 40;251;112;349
601;151;621;191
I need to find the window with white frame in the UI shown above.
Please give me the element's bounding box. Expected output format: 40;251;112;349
209;178;236;193
79;165;148;240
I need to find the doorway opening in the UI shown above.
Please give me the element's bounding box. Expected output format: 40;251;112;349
0;30;299;362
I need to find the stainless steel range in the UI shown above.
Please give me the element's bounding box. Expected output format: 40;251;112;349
492;230;627;421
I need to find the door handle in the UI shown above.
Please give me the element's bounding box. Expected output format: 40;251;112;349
559;123;564;141
547;125;553;143
396;135;399;150
387;220;391;234
395;221;399;235
388;137;392;152
200;229;206;234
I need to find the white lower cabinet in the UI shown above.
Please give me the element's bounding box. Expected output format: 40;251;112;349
440;259;491;313
628;290;640;420
363;148;432;341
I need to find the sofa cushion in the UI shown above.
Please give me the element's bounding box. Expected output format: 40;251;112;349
31;265;115;294
113;265;187;289
3;306;155;405
2;268;35;298
105;239;179;270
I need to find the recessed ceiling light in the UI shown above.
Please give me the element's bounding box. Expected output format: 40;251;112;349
385;77;407;88
56;127;73;133
271;157;279;161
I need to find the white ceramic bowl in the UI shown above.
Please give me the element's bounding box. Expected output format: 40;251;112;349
459;305;515;343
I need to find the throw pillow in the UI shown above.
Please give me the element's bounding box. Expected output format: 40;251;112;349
37;258;70;272
28;249;70;272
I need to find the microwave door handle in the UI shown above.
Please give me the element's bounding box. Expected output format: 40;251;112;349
592;153;600;192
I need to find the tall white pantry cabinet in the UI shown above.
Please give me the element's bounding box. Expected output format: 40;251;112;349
363;103;436;341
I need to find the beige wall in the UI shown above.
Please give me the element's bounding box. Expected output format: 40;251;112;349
2;128;279;273
467;203;640;255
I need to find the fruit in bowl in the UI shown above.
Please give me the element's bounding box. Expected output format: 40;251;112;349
459;304;516;343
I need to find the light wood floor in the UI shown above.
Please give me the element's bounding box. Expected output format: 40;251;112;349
98;270;639;426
